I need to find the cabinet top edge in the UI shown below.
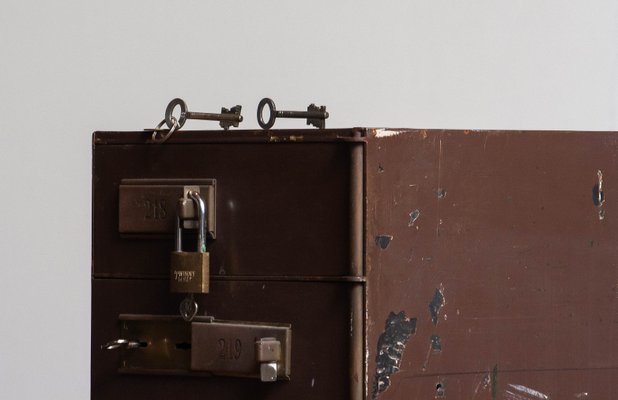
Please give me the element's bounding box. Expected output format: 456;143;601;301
92;128;368;145
92;128;618;145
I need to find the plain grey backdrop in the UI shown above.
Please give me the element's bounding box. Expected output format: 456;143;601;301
1;1;617;398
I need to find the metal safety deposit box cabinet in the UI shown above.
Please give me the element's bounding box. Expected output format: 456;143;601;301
92;128;617;400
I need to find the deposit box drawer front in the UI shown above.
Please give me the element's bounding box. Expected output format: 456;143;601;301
92;279;352;400
93;142;355;277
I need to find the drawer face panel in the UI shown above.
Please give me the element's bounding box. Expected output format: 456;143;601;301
93;143;353;277
91;279;352;400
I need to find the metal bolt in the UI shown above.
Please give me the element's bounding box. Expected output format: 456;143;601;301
257;98;329;130
165;98;243;130
260;362;278;382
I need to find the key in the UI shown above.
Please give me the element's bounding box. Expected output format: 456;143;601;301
101;339;146;350
257;98;329;129
165;98;243;130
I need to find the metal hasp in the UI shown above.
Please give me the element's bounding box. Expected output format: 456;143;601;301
257;97;329;129
165;98;243;130
105;315;291;381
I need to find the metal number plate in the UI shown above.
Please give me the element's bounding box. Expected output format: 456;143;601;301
191;321;291;380
118;179;216;238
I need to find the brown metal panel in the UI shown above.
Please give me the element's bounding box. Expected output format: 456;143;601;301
365;129;618;399
92;279;353;400
382;369;617;399
93;142;354;277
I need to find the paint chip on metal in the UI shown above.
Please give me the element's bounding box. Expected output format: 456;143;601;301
372;311;417;399
375;129;402;138
430;334;442;352
375;235;394;249
436;188;447;199
429;287;445;325
408;209;421;227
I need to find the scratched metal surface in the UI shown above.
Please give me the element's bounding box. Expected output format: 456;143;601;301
366;129;618;399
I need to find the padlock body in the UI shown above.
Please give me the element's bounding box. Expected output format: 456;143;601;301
170;251;210;293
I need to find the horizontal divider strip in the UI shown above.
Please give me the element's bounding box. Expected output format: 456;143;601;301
93;273;366;283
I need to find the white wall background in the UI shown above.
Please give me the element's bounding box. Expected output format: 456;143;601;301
0;1;617;398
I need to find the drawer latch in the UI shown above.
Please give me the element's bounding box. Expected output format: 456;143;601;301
102;314;291;382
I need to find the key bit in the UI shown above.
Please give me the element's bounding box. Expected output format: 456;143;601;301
257;98;329;130
165;98;243;130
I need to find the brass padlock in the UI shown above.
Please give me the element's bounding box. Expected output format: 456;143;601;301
170;190;209;293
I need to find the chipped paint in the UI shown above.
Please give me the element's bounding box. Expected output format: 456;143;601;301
593;170;606;221
574;393;588;398
375;129;403;138
422;334;442;371
430;334;442;352
436;188;447;199
506;384;549;400
375;235;393;249
408;209;421;227
372;311;417;399
429;287;445;325
593;170;605;206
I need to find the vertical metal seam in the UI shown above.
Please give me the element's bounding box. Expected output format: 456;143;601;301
350;134;365;400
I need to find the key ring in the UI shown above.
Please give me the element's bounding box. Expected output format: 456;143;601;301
165;98;187;129
151;116;179;143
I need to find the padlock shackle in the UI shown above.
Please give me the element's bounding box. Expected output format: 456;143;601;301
187;190;207;253
175;217;182;252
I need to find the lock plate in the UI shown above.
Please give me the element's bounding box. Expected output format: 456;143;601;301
118;179;216;238
191;321;291;379
114;315;291;380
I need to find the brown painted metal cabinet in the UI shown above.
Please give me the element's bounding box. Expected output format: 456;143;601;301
92;128;617;399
